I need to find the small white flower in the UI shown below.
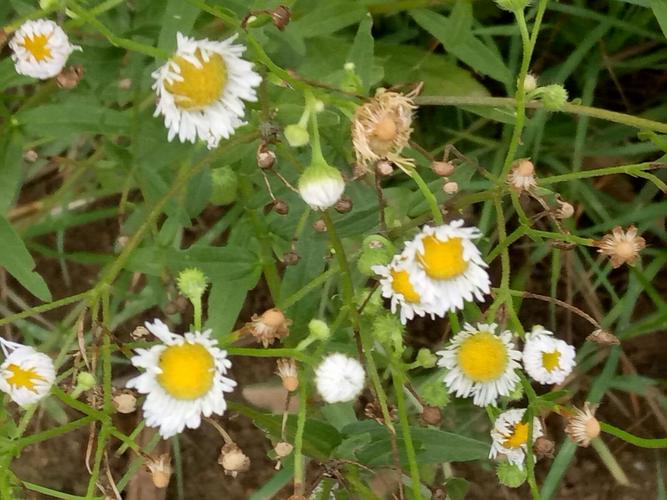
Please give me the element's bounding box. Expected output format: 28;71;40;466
152;32;261;149
0;338;55;407
126;319;236;439
437;323;521;407
298;162;345;211
523;326;576;385
315;353;365;403
490;408;543;469
372;253;442;324
403;221;490;315
9;19;81;79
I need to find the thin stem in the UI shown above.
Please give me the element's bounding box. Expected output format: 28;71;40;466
539;162;664;185
226;347;313;364
0;290;91;326
12;415;96;450
519;374;541;500
590;437;630;485
293;372;308;494
193;296;202;332
600;422;667;448
406;167;443;225
278;265;339;310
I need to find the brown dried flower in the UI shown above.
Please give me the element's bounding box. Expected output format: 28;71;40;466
556;199;574;219
586;328;620;346
565;402;600;447
130;325;149;340
145;453;172;488
352;88;416;171
282;250;300;266
218;443;251;477
431;160;455;177
334;196;353;214
312;219;327;232
113;391;137;414
421;406;442;426
257;143;277;169
244;308;291;348
442;181;459;194
271;5;291;30
594;225;646;268
507;158;536;192
56;64;84;89
276;358;299;392
533;436;555;459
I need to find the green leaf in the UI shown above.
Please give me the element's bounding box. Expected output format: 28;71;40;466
347;13;374;93
410;9;511;84
158;0;200;52
445;477;470;500
649;0;667;38
0;216;51;301
0;130;23;214
321;402;358;431
449;0;473;43
289;0;366;38
0;59;32;91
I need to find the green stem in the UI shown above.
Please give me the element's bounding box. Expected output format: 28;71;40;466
12;416;96;451
590;437;630;485
293;373;308;494
415;96;667;134
406;167;443;225
308;92;327;166
519;374;541;500
0;290;91;327
193;296;202;332
278;265;339;310
226;347;313;364
539;162;663;185
600;422;667;448
391;364;422;499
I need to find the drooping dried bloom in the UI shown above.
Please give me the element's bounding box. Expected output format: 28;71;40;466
146;453;172;489
218;443;251;477
352;88;416;170
556;199;574;219
565;402;600;447
56;64;84;89
595;225;646;268
507;159;536;192
586;329;620;346
276;358;299;392
113;391;137;414
244;308;291;347
533;436;555;459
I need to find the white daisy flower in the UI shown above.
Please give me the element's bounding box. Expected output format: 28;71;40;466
372;253;441;324
315;353;365;404
126;319;236;439
0;338;55;407
403;221;490;315
9;19;81;79
522;326;576;385
152;32;262;149
437;322;522;407
490;408;543;469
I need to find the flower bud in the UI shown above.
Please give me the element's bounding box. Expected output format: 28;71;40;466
312;219;327;232
284;124;310;148
257;143;277;169
421;406;442;426
274;441;294;457
210;166;238;205
298;162;345;210
271;199;290;215
523;73;538;92
431;160;455;177
495;0;532;11
271;5;291;30
540;84;568;111
308;319;330;341
56;65;84;89
176;268;208;302
496;461;526;488
282;250;300;266
376;160;394;176
334;196;353;214
23;150;38;162
443;181;459;194
586;328;620;346
415;348;437;369
76;371;96;391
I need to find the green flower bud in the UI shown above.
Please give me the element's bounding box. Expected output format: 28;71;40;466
357;235;397;276
539;84;568;111
76;372;96;391
420;376;450;408
284;124;310;148
496;462;527;488
494;0;532;11
415;349;437;369
210;166;238;205
177;268;208;301
308;319;330;341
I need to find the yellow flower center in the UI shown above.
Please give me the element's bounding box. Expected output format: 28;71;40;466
457;332;508;382
541;350;561;372
164;50;227;110
22;33;52;62
503;422;529;448
390;269;421;303
157;343;215;400
5;364;44;392
418;236;468;280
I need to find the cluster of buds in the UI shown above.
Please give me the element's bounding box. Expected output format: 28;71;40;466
243;308;291;347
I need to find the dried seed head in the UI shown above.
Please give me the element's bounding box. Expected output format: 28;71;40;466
595;225;646;268
556;199;574;219
376;160;394;177
56;64;84;89
218;443;251;477
312;219;327;232
565;402;600;447
244;308;291;348
431;160;455;177
274;441;294;458
508;158;536;191
364;401;397;423
23;150;38;162
113;392;137;414
257;143;277;169
352;88;416;171
533;436;555;459
282;250;300;266
276;358;299;392
334;196;353;214
586;328;620;346
442;181;459;194
130;325;150;340
146;453;172;488
272;199;289;215
271;5;291;30
421;406;442;426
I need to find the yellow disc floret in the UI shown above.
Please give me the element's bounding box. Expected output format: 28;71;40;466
503;422;529;448
158;343;215;399
418;236;468;279
390;269;421;303
22;33;52;62
541;350;561;372
5;364;44;392
164;50;227;110
457;332;508;382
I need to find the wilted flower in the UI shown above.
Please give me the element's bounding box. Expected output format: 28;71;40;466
508;159;536;192
218;443;251;477
595;225;646;268
586;328;620;346
565;402;600;447
244;308;291;347
146;453;172;489
276;358;299;392
113;391;137;414
443;181;459;194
